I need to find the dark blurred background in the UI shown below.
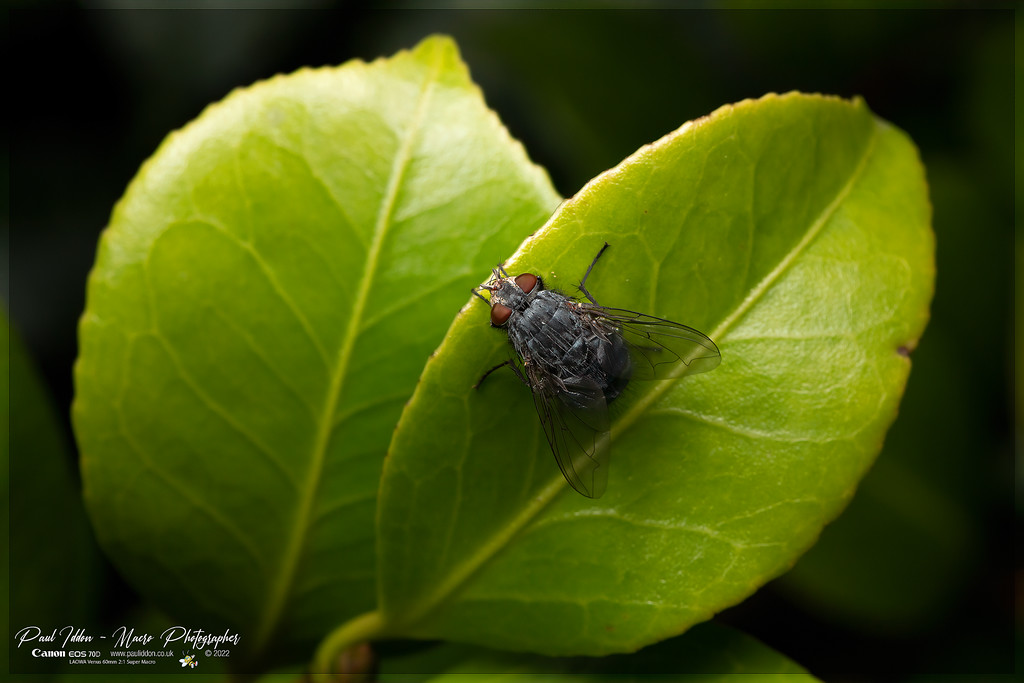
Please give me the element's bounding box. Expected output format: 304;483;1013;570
6;5;1015;681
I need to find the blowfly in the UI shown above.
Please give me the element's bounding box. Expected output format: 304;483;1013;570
472;242;721;499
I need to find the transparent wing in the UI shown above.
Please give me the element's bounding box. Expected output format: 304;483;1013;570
588;306;721;381
527;363;611;499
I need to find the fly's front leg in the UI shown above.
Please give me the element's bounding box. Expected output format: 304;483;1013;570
473;358;529;390
578;241;611;305
472;261;511;302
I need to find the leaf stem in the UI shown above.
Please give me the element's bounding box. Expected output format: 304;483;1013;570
312;610;385;674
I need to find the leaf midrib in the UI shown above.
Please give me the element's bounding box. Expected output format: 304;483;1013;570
395;117;882;632
251;49;444;653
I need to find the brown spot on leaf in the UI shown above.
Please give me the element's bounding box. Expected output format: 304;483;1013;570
897;338;919;358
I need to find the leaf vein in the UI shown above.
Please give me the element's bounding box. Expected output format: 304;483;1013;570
208;306;320;421
252;47;447;652
185;181;334;371
113;336;268;572
147;332;300;488
646;404;857;444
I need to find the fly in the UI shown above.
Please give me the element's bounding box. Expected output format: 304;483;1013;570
472;242;721;498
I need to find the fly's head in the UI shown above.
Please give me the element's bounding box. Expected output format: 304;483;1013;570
474;267;543;328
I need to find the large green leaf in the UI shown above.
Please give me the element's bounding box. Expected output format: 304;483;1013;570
72;35;559;665
348;93;932;660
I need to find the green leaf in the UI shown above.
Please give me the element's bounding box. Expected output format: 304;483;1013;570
380;622;819;681
366;93;933;657
7;312;103;676
72;34;559;665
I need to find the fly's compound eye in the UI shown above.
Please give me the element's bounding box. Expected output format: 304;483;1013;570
515;273;538;294
490;303;513;326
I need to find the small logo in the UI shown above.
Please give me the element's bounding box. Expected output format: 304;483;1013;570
179;652;198;668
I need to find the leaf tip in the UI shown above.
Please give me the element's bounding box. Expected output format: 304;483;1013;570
409;33;465;71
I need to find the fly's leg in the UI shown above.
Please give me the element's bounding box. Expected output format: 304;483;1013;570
472;262;512;302
474;358;529;390
578;241;611;305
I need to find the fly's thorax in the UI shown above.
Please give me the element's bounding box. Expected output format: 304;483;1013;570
504;291;613;385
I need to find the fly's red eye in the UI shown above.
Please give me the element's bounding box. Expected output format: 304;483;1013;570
490;303;512;326
515;273;538;293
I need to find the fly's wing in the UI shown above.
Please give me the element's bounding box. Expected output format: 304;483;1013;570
589;306;722;381
527;363;611;498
